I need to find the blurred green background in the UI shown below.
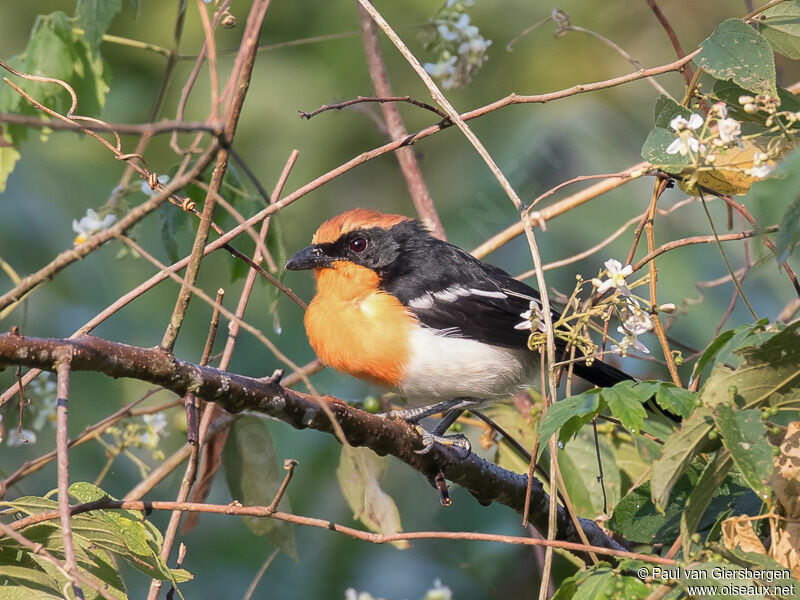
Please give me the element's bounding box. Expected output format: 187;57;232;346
1;1;798;598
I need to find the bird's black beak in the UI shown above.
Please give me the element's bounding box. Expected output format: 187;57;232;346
284;245;332;271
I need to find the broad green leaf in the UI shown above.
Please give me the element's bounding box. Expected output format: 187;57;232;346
641;127;690;174
701;321;800;409
557;427;622;516
680;450;733;556
610;469;758;544
158;205;189;263
713;405;773;496
696;18;778;98
337;446;407;549
713;320;773;370
602;381;647;434
692;320;775;383
223;416;297;559
654;384;695;419
573;571;649;600
654;94;691;128
651;406;715;509
536;391;602;457
761;2;800;59
75;0;123;54
554;563;649;600
22;18;74;110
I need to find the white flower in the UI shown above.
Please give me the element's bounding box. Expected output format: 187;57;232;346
716;118;741;144
139;413;168;449
621;298;653;336
669;113;703;131
7;428;36;446
514;301;547;332
436;23;459;42
424;55;457;79
141;174;170;196
72;209;116;245
611;326;650;356
749;164;773;179
595;259;633;296
666;134;700;156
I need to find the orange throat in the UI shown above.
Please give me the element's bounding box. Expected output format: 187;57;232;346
304;262;415;387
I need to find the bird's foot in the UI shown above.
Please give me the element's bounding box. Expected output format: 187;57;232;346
381;398;476;424
413;425;471;459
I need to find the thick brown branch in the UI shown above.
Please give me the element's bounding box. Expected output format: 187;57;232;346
0;332;625;556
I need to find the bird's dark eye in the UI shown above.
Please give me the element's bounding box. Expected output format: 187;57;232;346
349;237;368;253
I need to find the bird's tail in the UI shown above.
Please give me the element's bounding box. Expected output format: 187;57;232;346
571;359;634;388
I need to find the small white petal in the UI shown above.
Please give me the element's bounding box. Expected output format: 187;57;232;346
665;138;684;155
687;113;704;129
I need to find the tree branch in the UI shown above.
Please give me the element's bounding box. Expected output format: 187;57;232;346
0;332;626;556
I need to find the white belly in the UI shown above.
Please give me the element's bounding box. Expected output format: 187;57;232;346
399;327;536;405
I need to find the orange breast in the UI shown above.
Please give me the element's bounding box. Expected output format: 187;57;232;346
304;262;416;387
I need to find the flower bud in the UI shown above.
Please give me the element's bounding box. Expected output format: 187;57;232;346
738;95;755;105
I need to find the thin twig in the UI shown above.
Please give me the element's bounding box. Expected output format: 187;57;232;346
55;355;82;599
8;499;673;565
299;95;448;121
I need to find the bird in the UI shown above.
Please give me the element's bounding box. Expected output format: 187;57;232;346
285;208;633;453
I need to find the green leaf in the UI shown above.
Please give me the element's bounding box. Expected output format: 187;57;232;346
22;19;75;110
602;381;648;434
680;450;734;556
223;416;297;559
557;427;622;516
654;384;696;419
337;446;407;549
610;468;758;544
536;391;602;457
641;127;690;173
761;1;800;59
651;406;715;509
700;321;800;409
696;18;778;97
0;129;21;193
75;0;123;54
158;205;188;263
554;563;649;600
654;94;691;128
713;405;773;496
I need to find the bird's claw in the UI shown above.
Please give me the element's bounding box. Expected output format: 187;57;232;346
413;425;471;459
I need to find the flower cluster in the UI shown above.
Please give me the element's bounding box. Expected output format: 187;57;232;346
421;0;491;89
72;208;116;245
612;297;653;356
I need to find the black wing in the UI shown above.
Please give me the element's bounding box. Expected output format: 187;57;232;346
380;228;631;388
